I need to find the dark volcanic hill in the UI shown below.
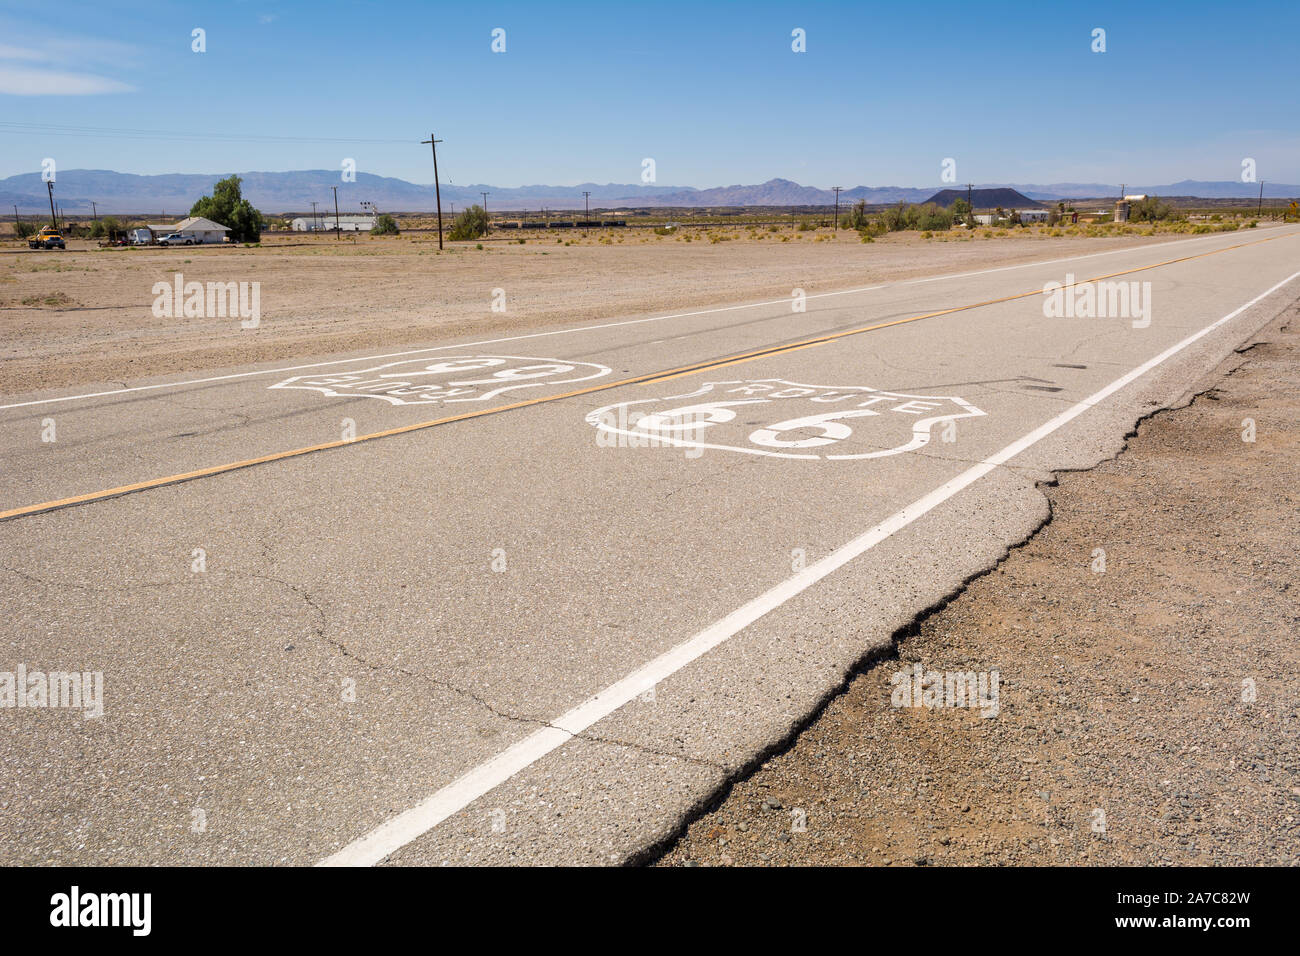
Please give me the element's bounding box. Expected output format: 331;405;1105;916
925;187;1042;209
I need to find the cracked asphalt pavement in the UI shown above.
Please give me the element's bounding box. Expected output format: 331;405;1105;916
1;225;1297;864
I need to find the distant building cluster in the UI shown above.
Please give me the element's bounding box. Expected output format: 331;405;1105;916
290;214;377;232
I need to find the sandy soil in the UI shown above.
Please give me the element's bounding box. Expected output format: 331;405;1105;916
656;302;1300;867
0;227;1205;395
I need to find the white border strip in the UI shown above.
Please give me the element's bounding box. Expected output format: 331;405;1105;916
1;229;1259;412
318;269;1300;867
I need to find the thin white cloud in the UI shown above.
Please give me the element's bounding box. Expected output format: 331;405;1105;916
0;66;135;95
0;44;47;62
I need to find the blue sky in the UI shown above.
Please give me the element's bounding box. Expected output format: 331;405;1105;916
2;0;1297;187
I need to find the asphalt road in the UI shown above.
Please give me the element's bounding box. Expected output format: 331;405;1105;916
2;225;1298;865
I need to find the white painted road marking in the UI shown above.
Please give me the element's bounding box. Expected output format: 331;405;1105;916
0;230;1256;412
587;379;984;460
269;354;612;406
318;269;1300;867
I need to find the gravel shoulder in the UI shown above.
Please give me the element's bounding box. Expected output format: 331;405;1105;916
655;300;1300;867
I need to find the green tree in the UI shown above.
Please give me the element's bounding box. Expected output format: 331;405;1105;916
189;175;265;242
14;220;35;239
371;213;400;235
952;198;974;228
448;204;489;241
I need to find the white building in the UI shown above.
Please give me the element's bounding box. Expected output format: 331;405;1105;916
1017;209;1050;223
145;216;231;243
291;214;376;232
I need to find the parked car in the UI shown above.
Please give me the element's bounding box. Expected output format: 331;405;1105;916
27;226;65;250
157;233;194;246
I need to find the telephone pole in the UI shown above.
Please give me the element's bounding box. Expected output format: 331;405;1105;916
965;182;974;209
582;190;591;235
332;185;341;239
46;181;57;230
832;186;842;231
1258;181;1264;216
311;201;320;231
422;134;445;249
480;191;490;233
91;201;98;222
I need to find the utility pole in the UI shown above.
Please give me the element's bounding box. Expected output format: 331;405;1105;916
421;133;445;249
311;201;319;231
480;191;490;233
965;182;974;209
582;191;591;235
1258;181;1264;216
46;181;57;230
832;186;842;231
332;185;341;239
91;201;98;222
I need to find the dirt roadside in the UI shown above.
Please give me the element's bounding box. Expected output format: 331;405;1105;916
655;301;1300;867
0;229;1219;395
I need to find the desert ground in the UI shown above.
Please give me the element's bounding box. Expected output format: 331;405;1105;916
0;222;1249;395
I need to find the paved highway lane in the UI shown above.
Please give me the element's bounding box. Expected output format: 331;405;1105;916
1;227;1288;510
1;226;1297;865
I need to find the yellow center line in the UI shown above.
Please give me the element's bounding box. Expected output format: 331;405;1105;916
2;229;1293;523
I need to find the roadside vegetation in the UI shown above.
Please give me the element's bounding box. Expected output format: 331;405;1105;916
448;204;489;240
371;213;400;235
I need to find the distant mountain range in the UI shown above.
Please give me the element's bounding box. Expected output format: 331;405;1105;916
2;170;1296;215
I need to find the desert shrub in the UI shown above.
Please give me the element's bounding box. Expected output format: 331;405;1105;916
844;200;870;231
913;203;953;231
882;204;908;232
371;213;399;235
1129;195;1175;223
797;218;814;231
448;204;489;241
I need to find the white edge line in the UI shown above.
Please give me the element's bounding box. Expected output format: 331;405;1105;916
1;229;1269;412
317;269;1300;867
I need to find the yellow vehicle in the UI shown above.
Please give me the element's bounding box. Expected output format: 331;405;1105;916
28;226;66;250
